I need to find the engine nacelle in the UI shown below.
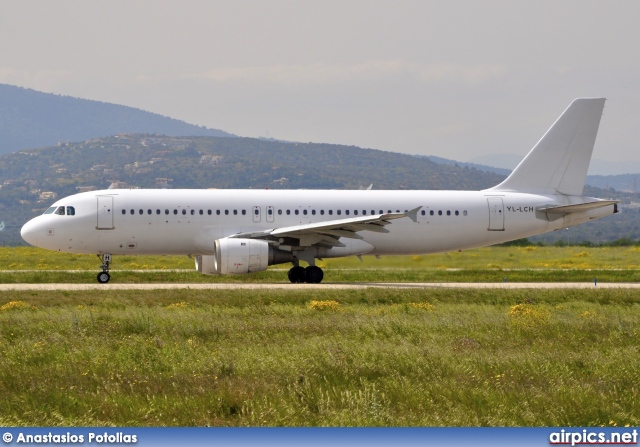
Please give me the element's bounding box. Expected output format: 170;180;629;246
195;238;295;275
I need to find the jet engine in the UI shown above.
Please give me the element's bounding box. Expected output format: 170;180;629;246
195;238;294;275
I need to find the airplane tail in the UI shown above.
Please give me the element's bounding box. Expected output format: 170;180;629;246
487;98;606;196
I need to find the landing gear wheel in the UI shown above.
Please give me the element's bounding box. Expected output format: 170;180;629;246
97;272;111;284
288;266;306;283
97;253;112;284
305;266;324;284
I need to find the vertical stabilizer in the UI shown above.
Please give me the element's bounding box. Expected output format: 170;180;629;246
488;98;605;196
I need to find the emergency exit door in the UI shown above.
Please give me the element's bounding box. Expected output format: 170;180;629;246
97;196;114;230
487;197;504;231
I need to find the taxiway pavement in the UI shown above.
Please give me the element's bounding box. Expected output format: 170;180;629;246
0;282;638;291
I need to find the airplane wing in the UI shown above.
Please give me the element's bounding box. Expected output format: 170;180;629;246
231;206;421;248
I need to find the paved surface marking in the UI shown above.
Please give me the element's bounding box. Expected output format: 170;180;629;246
0;282;637;291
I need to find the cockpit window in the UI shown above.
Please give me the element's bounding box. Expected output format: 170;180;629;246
44;205;75;216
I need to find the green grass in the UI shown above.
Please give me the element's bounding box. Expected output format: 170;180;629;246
1;288;639;426
2;246;640;283
4;245;640;271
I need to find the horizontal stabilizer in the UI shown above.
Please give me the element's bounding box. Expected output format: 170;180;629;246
537;200;619;215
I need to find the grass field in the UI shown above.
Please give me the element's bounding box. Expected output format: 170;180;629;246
1;245;640;283
1;288;639;427
0;247;638;427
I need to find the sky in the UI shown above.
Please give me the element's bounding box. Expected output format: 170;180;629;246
1;0;639;174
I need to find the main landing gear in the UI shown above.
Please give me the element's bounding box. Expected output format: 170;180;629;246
97;253;112;284
287;265;324;284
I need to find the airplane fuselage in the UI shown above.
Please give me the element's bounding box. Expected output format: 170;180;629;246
21;188;613;257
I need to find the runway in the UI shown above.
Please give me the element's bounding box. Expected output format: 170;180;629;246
0;282;638;291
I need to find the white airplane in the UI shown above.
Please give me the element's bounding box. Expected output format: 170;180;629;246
20;98;618;284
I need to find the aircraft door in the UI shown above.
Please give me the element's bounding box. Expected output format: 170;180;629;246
252;206;261;223
266;206;274;223
97;196;114;230
487;197;504;231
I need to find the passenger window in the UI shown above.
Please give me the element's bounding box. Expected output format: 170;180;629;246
268;209;272;215
199;210;203;215
286;210;291;215
329;210;333;215
320;210;324;215
345;210;350;215
438;211;442;216
254;209;259;215
165;209;169;215
191;210;195;215
173;210;178;215
463;210;468;216
455;210;459;216
139;209;143;215
209;210;213;215
44;207;56;215
447;211;451;216
430;210;434;216
379;210;384;214
148;209;152;215
421;210;426;216
242;210;246;215
353;210;358;216
181;209;186;215
225;210;229;215
156;209;161;215
233;210;237;215
295;210;299;215
311;210;316;215
122;209;126;215
66;206;75;216
303;210;307;215
337;210;341;215
130;209;135;215
278;210;282;215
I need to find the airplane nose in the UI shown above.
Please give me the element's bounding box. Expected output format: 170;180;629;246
20;218;41;247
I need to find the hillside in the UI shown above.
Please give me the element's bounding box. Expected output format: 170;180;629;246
0;134;503;191
0;84;233;154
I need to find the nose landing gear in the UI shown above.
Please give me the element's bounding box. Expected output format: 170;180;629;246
97;253;112;283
